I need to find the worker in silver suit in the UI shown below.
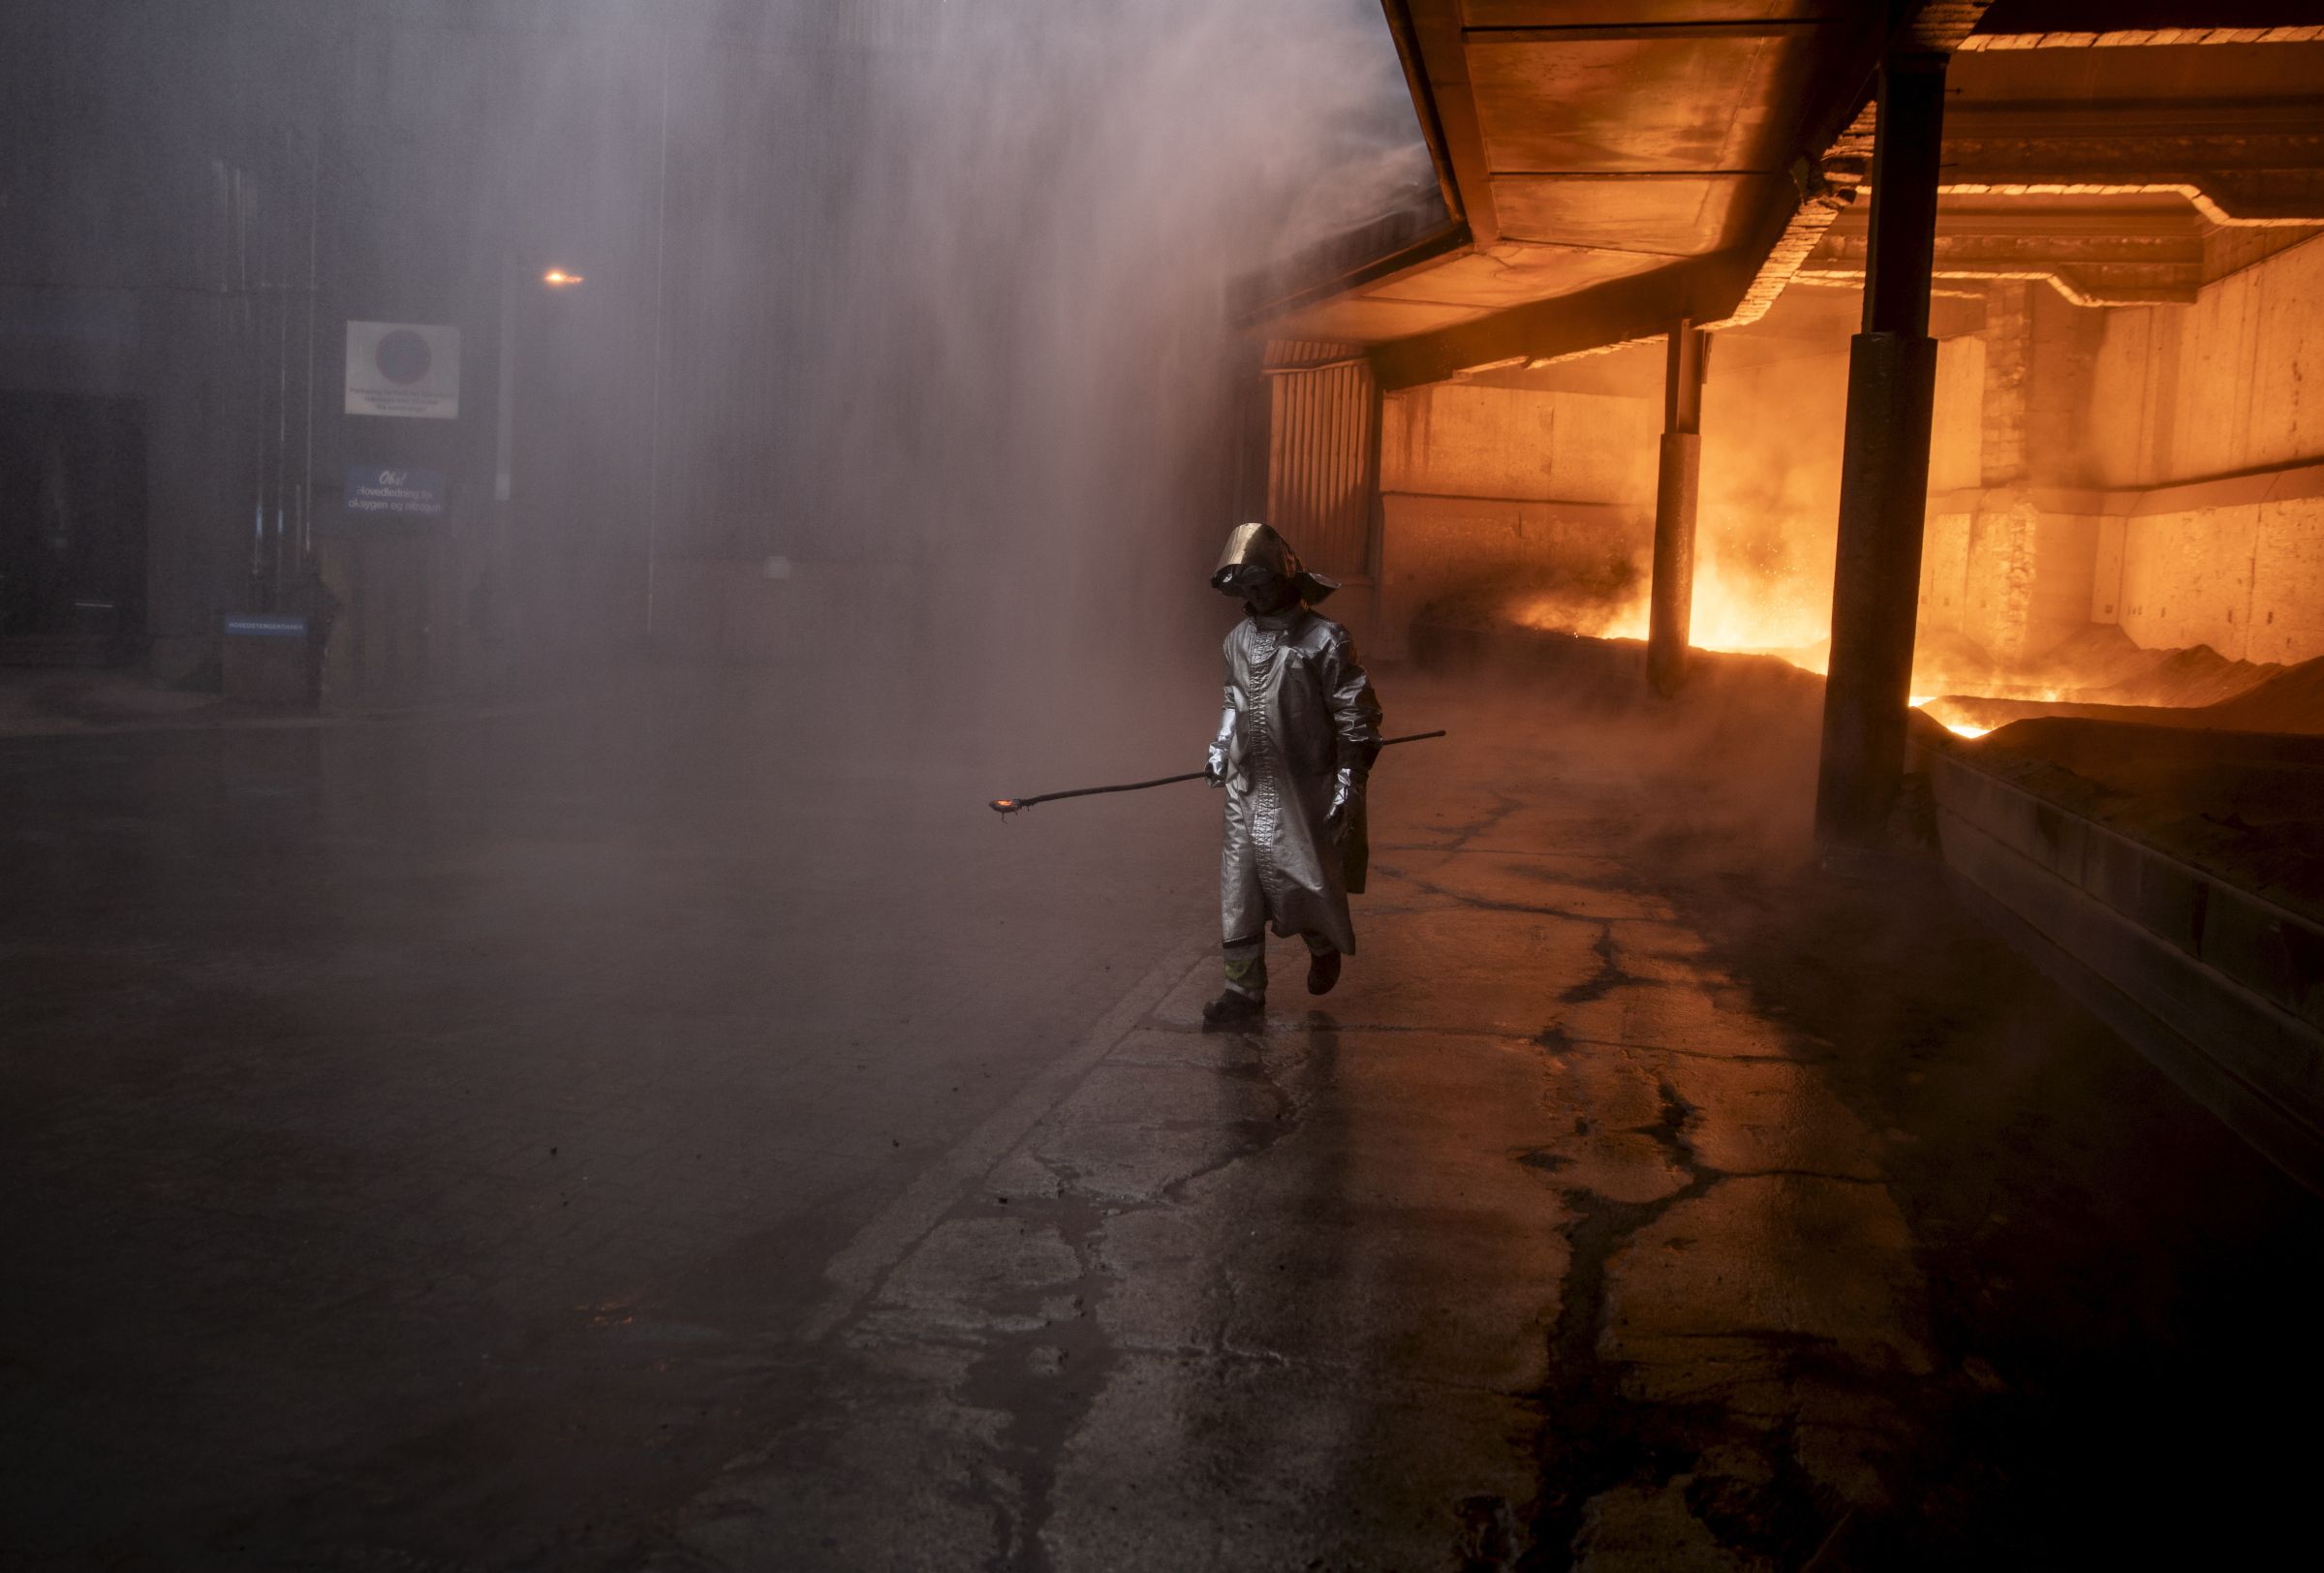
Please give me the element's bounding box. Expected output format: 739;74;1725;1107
1201;522;1383;1029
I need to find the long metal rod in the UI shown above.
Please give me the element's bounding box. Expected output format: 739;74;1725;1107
990;730;1448;816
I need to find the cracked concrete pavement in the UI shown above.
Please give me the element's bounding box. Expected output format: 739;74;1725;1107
10;663;2318;1569
653;690;2004;1572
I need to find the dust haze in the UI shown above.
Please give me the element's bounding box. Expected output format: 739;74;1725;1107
4;0;1432;781
614;0;1433;773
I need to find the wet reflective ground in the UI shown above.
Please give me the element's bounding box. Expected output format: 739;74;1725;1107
0;673;1220;1567
4;665;2320;1569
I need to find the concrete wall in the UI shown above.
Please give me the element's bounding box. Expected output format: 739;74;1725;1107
1303;233;2324;675
1928;333;1985;496
2086;234;2324;487
2107;468;2324;665
1370;332;1963;664
2080;233;2324;665
1373;381;1656;657
1921;491;2108;667
1381;381;1653;501
1918;234;2324;669
1924;474;2324;669
1932;743;2324;1191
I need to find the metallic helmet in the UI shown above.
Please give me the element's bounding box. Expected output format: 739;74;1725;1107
1210;521;1339;603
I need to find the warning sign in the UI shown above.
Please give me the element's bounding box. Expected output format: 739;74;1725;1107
345;321;460;418
344;466;448;518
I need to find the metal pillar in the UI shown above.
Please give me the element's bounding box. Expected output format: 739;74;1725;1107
1813;54;1947;847
1648;320;1705;696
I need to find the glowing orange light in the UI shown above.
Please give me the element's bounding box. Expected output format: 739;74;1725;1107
542;268;585;288
1514;550;1830;674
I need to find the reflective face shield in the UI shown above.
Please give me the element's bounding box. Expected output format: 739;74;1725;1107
1215;564;1286;600
1209;522;1338;604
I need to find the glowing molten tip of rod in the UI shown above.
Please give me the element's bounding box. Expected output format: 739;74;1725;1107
542;268;585;287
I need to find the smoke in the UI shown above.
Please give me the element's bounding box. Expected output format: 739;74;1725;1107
2;0;1430;768
643;0;1432;761
1690;345;1851;659
1498;341;1850;663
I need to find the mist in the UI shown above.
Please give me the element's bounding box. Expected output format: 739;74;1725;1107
528;0;1434;758
763;0;1433;756
1;0;1433;777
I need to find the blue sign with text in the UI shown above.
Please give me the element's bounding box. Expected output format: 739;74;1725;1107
344;465;448;518
223;613;308;638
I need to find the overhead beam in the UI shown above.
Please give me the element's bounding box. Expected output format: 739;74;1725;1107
1961;25;2324;49
1937;96;2324;224
1944;95;2324;140
1808;217;2205;304
1939;176;2324;227
1825;205;2205;239
1801;262;2199;306
1460;22;1828;45
1367;248;1751;389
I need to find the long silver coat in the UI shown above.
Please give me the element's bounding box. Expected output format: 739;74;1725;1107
1219;605;1383;956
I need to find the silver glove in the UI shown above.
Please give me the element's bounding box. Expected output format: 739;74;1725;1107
1204;706;1236;787
1325;765;1364;838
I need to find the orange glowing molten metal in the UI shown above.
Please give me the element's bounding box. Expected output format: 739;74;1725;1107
1518;571;2003;737
1516;550;1829;669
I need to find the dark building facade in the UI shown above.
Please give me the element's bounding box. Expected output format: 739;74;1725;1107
0;0;905;696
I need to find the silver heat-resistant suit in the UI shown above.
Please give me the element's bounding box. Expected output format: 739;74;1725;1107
1209;525;1383;987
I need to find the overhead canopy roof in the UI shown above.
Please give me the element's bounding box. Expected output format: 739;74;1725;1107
1237;2;2324;387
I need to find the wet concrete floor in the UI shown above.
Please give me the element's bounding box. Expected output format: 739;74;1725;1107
3;664;2319;1569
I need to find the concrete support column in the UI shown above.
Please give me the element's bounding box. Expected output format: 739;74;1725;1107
1648;320;1706;696
1814;53;1948;848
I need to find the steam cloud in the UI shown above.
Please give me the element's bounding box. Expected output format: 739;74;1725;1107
675;0;1433;756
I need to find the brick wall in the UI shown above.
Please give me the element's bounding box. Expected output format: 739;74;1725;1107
1981;283;2031;487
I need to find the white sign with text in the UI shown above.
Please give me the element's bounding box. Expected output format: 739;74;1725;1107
345;321;460;418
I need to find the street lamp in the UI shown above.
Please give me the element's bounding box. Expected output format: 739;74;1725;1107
495;258;592;503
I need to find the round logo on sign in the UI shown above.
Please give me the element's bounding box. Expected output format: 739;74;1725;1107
375;329;433;386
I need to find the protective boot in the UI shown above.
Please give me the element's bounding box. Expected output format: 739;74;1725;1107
1203;935;1267;1030
1201;989;1265;1030
1305;946;1341;997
